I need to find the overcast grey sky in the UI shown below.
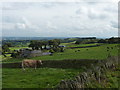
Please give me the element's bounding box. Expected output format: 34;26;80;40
1;1;118;37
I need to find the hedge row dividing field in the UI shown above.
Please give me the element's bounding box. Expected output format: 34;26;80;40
66;44;101;49
2;59;99;68
61;43;100;47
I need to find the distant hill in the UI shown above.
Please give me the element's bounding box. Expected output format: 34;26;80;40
2;37;67;40
2;37;100;41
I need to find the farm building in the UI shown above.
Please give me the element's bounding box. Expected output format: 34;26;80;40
59;45;66;47
17;48;51;58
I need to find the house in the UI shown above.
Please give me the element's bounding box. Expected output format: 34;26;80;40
18;48;51;58
19;48;41;58
58;45;66;48
30;50;42;57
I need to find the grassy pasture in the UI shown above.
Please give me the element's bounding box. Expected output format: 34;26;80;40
9;47;28;51
31;44;118;60
2;44;119;63
0;54;12;62
2;68;83;88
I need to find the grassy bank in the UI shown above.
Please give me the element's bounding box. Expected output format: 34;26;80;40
2;68;83;88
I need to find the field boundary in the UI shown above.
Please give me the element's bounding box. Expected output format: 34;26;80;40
56;56;119;88
1;59;100;69
66;44;101;49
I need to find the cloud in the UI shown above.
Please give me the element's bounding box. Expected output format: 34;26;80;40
2;23;15;30
75;3;117;20
1;2;118;37
15;23;26;29
111;21;118;28
2;2;30;10
46;21;57;30
87;8;107;19
76;7;88;15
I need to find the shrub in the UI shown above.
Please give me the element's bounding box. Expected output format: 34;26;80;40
49;49;55;53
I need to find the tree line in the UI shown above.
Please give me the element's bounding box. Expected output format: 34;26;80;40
1;39;64;57
28;39;64;52
75;37;120;44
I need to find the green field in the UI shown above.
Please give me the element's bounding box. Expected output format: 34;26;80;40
2;43;119;88
9;47;28;51
0;47;28;61
2;44;118;63
31;44;118;60
2;68;83;88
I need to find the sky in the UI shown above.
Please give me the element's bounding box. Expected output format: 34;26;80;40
0;1;118;38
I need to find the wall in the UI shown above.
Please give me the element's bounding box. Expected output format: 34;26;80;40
2;59;99;69
56;56;119;88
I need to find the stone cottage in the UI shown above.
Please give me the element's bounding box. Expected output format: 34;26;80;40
18;48;51;58
19;48;42;58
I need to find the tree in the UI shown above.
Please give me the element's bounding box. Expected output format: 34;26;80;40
98;39;106;43
42;40;48;49
60;47;64;52
29;40;44;50
37;40;43;50
52;39;61;49
107;37;120;44
28;40;36;50
49;49;54;53
2;44;10;57
75;40;80;44
48;39;62;52
29;39;61;51
48;40;54;48
4;42;13;47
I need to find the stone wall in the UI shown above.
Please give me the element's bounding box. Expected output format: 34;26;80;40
56;56;119;89
67;44;101;49
2;59;99;69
